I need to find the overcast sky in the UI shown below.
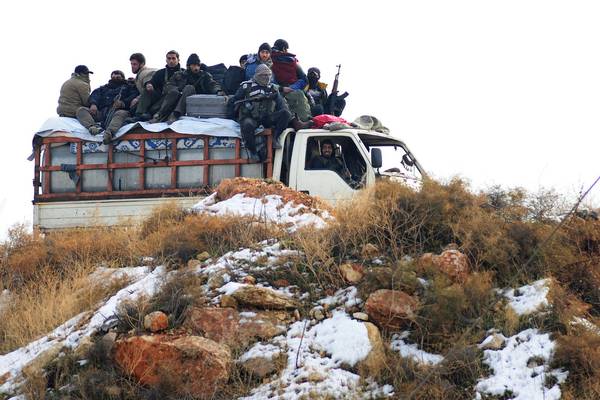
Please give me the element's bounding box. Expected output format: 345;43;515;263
0;0;599;237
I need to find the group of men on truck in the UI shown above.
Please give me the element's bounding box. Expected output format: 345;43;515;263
57;39;347;160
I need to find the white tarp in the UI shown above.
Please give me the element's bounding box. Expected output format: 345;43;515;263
35;116;241;142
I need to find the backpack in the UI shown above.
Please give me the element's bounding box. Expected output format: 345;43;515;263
284;90;312;122
203;63;227;87
223;66;245;95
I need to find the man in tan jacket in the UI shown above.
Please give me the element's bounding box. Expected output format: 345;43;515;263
57;65;93;118
128;53;156;114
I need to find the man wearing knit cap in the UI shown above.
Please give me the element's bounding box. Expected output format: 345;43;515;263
228;63;291;159
152;53;224;123
244;42;273;80
57;65;93;118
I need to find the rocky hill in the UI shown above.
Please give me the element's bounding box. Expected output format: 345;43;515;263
0;178;599;399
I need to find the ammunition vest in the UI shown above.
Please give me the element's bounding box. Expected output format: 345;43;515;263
239;81;278;120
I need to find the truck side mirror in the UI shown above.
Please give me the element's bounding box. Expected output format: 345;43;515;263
371;148;382;169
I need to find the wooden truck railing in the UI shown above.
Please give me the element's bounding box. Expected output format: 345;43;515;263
33;129;273;203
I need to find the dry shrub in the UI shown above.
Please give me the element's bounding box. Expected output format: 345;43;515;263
553;328;600;398
1;224;142;290
415;272;494;352
328;178;476;261
0;223;49;287
0;265;130;354
139;212;276;263
139;201;190;239
379;347;477;400
148;271;207;328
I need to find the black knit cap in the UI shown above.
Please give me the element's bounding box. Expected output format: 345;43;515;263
273;39;289;51
74;65;93;74
258;42;271;53
186;53;201;66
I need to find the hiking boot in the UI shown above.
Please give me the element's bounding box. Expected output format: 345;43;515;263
137;113;152;122
88;125;103;136
102;130;113;145
167;113;178;125
148;113;163;124
272;140;282;150
123;116;139;124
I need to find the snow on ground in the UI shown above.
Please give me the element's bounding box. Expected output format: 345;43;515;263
502;279;551;316
318;286;362;309
201;240;300;277
0;266;166;395
240;311;393;400
238;342;282;363
475;328;568;400
193;193;331;231
390;332;444;366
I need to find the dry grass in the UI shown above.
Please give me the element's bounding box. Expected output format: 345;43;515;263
138;204;279;264
0;263;130;354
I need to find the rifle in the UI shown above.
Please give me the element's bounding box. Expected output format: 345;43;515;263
325;64;349;117
104;86;125;127
234;93;277;106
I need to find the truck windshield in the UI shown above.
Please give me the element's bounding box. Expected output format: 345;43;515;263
358;134;424;186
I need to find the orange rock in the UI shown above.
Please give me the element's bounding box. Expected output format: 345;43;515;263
365;289;419;331
273;279;290;288
183;307;286;351
435;250;469;282
419;249;469;282
339;263;365;284
114;335;230;399
143;311;168;333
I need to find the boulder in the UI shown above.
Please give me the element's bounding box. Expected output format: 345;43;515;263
364;289;419;330
358;322;386;377
220;294;238;309
114;334;230;399
183;307;286;350
231;285;299;310
208;269;231;290
361;243;380;258
420;249;469;282
187;259;202;269
339;263;364;284
239;353;287;379
144;311;168;333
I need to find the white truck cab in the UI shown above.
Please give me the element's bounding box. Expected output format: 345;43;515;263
273;128;424;204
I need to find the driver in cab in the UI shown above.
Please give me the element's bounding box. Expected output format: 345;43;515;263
308;139;352;180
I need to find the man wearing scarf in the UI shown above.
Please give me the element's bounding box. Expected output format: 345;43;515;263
75;70;138;144
229;64;291;159
304;67;328;116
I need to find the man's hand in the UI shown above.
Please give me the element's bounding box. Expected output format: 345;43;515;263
89;104;98;116
145;83;154;92
282;87;293;94
113;100;125;109
130;96;139;108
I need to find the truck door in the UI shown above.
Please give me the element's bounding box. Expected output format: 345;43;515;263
292;135;367;204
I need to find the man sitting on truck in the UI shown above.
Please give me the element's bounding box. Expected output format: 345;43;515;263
75;70;138;144
152;53;224;123
57;65;93;118
134;50;183;122
128;53;156;115
229;64;291;158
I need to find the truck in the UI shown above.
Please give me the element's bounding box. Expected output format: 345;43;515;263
32;119;424;231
